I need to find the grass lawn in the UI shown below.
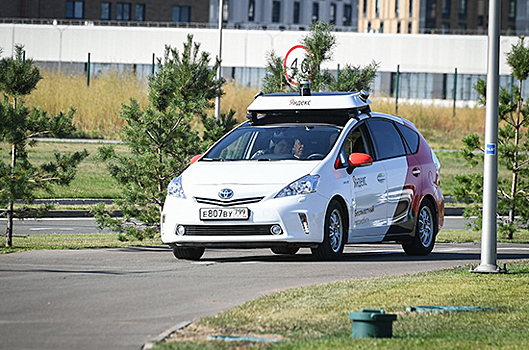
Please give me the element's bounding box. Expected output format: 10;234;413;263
0;140;129;199
154;260;529;350
0;233;162;254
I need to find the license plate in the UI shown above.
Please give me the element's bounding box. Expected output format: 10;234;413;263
200;207;249;220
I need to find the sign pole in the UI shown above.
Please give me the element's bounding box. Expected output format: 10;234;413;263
471;0;505;274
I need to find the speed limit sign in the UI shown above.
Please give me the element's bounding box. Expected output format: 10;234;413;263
283;45;312;86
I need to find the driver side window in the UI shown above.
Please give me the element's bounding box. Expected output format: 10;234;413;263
338;124;372;167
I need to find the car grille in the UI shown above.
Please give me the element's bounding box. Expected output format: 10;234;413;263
184;225;273;236
194;196;264;207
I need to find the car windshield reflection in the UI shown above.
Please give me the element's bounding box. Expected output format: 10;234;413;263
204;125;342;161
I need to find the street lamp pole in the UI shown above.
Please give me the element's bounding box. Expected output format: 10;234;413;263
471;0;505;274
215;0;224;122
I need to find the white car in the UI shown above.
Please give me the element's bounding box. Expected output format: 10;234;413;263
161;88;444;260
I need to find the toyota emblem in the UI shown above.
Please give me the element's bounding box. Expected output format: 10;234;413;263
218;188;234;200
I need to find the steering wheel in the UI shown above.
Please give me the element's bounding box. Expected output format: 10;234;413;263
307;153;325;160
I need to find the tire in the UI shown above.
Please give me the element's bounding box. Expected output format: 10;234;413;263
402;200;437;256
311;200;347;260
271;247;300;255
171;246;205;260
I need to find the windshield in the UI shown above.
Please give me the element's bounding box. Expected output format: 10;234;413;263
203;124;342;161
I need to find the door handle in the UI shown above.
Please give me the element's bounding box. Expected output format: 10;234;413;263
377;173;386;182
412;167;421;177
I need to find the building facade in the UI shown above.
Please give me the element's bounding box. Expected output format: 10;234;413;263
0;0;209;23
358;0;516;34
209;0;359;31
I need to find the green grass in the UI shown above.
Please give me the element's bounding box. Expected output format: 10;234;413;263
438;229;529;243
0;233;162;254
435;150;510;197
154;260;529;350
0;141;130;199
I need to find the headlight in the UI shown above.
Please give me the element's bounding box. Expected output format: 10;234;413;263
275;175;320;198
167;176;186;198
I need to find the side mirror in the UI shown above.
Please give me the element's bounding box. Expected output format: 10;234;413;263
190;154;203;165
348;153;373;168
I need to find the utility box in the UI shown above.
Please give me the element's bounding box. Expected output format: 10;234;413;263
349;309;397;338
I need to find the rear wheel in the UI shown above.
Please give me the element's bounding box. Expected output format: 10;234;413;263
171;246;205;260
402;200;437;256
311;200;346;260
271;247;300;255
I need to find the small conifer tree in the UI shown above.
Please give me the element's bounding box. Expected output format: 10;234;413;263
0;45;88;247
93;35;234;240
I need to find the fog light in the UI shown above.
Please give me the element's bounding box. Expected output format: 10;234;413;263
176;225;186;236
298;213;310;234
270;225;282;235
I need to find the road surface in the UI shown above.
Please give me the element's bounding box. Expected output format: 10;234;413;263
1;242;529;350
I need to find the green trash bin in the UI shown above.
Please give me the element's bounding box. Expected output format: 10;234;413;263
349;309;397;338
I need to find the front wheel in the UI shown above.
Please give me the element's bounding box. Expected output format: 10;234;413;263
311;200;346;260
402;200;437;256
171;246;205;260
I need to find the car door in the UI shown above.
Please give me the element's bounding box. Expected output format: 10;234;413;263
339;123;389;243
365;118;409;229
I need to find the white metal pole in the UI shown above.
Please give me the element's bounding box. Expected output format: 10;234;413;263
215;0;223;122
471;0;504;273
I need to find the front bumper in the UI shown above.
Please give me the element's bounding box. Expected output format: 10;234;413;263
161;193;329;247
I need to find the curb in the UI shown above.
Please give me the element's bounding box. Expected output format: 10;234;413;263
142;321;193;350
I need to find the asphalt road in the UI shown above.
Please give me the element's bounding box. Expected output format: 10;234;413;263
0;216;471;235
1;242;529;350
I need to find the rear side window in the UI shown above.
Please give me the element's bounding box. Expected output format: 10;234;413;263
367;119;406;160
395;123;420;154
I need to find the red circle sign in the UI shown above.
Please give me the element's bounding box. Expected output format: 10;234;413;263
283;45;312;86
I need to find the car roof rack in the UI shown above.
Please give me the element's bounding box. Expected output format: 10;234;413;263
246;89;372;125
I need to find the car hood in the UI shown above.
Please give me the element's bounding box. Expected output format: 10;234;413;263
181;161;318;198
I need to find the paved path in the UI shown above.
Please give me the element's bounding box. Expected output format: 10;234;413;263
1;243;528;350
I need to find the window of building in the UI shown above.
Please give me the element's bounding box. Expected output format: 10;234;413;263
442;22;450;33
222;1;229;22
312;2;319;22
442;0;450;17
379;21;384;33
459;0;467;19
116;3;131;20
458;23;466;33
395;0;399;17
509;0;516;20
376;0;380;17
367;21;372;32
272;1;281;23
293;1;300;24
397;21;401;33
101;2;111;20
363;0;367;17
135;4;145;21
408;21;412;33
409;0;413;17
248;0;255;21
66;1;84;19
172;6;191;22
330;3;336;24
343;4;352;25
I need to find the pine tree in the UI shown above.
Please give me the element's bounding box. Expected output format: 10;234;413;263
454;37;529;239
0;45;88;247
93;35;231;241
